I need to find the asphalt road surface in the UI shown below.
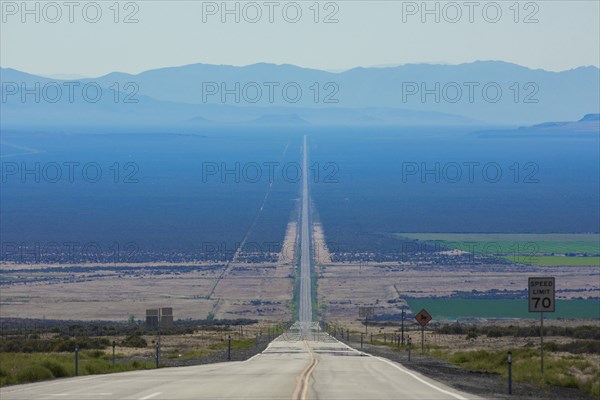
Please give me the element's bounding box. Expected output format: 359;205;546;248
299;135;312;325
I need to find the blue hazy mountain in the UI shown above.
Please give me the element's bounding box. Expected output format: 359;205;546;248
0;67;474;131
579;113;600;122
527;113;600;130
475;114;600;138
1;61;598;130
89;61;599;124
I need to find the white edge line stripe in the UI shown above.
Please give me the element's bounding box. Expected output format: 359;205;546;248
373;356;469;400
244;353;261;363
139;392;162;400
334;336;469;400
0;376;99;395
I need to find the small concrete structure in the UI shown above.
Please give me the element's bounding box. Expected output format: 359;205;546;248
160;307;173;328
146;309;159;328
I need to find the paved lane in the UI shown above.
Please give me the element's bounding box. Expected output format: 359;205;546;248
299;135;312;325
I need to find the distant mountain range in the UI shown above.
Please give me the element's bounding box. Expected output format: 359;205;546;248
526;113;600;131
1;61;598;131
476;113;600;138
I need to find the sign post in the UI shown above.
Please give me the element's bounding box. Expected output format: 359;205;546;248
414;308;432;353
541;312;544;374
528;277;555;375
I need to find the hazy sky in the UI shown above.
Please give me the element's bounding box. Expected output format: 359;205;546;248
1;0;599;77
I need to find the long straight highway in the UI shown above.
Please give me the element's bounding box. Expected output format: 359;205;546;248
299;135;312;325
0;136;480;400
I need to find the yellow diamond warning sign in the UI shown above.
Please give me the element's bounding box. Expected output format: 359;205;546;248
415;308;432;326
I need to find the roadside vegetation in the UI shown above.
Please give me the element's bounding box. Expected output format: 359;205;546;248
435;323;600;340
330;321;600;398
0;318;289;387
432;348;600;398
0;351;154;386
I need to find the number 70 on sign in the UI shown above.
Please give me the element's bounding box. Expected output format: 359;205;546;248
528;277;556;313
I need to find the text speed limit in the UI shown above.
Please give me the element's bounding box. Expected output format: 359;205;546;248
528;277;556;313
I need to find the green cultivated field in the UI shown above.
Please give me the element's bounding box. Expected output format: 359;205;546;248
407;298;600;319
395;233;600;266
523;256;600;267
396;233;600;242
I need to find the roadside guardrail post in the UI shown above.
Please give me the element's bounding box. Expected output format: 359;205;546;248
360;333;363;349
401;310;405;345
227;335;231;361
155;341;159;368
508;351;513;395
74;345;79;376
408;337;412;361
112;340;116;367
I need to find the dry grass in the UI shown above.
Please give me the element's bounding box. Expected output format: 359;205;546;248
0;223;298;321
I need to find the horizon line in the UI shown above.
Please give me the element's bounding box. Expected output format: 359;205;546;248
2;60;599;80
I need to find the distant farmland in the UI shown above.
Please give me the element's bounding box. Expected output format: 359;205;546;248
395;233;600;267
524;256;600;267
406;298;600;319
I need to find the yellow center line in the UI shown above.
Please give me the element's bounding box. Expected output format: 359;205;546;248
292;338;318;400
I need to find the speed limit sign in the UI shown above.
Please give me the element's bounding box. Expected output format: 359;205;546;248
528;277;555;313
